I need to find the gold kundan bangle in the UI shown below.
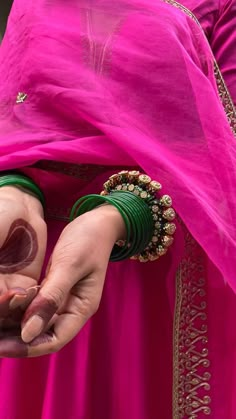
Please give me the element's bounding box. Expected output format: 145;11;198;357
100;170;176;262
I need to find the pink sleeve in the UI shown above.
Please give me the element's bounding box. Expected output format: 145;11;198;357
210;0;236;105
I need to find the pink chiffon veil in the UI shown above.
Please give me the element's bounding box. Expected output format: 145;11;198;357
0;0;236;290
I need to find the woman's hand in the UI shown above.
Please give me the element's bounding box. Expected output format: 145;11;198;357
0;186;47;353
17;205;126;357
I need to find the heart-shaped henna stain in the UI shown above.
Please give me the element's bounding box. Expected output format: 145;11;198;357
0;219;38;273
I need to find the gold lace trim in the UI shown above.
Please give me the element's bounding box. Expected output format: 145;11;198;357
214;64;236;135
162;0;236;136
173;233;211;418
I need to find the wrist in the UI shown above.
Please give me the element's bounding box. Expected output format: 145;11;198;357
91;205;127;242
0;186;44;219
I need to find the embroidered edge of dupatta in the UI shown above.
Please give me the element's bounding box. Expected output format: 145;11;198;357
173;233;211;418
162;1;236;418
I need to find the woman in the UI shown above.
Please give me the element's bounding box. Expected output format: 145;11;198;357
0;0;235;417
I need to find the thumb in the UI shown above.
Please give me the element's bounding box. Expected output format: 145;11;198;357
21;252;85;343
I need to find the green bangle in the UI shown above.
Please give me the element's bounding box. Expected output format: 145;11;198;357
108;191;153;258
0;174;45;207
70;191;154;261
70;194;132;253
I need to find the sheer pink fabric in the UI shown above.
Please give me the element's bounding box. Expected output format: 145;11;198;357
0;0;235;417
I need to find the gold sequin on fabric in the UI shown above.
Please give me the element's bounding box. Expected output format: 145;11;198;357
173;232;211;418
16;92;27;104
162;0;236;136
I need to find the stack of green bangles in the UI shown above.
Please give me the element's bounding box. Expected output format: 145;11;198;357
69;191;154;261
70;170;176;262
0;173;45;207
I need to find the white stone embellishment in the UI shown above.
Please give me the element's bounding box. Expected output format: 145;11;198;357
16;92;27;104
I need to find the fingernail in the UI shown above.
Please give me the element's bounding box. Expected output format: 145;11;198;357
9;294;27;310
21;315;44;343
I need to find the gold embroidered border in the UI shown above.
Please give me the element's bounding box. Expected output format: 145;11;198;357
162;0;200;23
173;233;211;418
162;0;236;136
214;63;236;135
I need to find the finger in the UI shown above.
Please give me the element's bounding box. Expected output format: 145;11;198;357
0;337;28;358
45;313;58;331
0;313;57;358
21;216;111;344
0;286;38;331
27;311;90;357
8;286;39;313
20;286;40;310
27;277;104;356
34;311;88;356
9;286;39;311
0;279;39;315
9;294;28;310
0;288;27;316
21;277;68;343
21;287;76;344
21;249;90;343
0;288;35;330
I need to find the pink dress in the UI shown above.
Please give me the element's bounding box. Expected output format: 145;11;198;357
0;0;236;417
